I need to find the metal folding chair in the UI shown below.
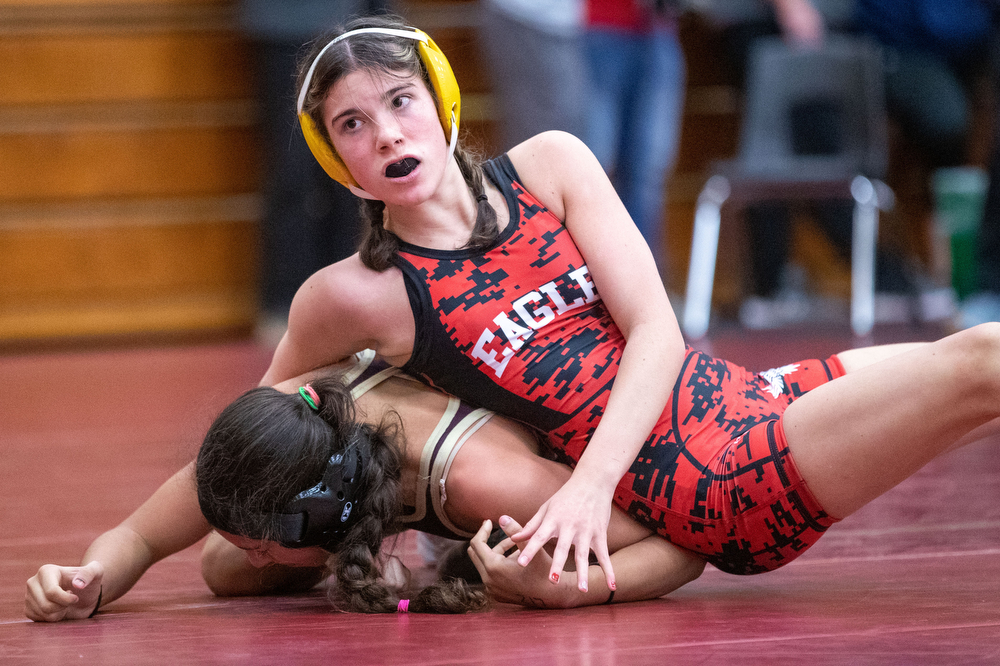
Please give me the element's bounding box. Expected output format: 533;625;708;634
682;35;893;339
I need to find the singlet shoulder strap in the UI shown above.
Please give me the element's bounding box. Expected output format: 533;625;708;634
427;401;493;538
397;395;494;539
342;349;400;399
483;153;524;220
483;153;523;191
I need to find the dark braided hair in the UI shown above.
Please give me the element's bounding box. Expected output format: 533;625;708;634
296;14;498;271
197;376;490;613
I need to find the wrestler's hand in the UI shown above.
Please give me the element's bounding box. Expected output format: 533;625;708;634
25;561;104;622
509;475;615;594
468;517;570;608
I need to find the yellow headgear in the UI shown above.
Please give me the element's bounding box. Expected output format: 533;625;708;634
296;27;461;199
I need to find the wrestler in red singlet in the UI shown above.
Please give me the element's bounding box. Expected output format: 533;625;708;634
393;155;845;574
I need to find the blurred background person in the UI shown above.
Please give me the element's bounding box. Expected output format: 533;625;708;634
582;0;686;278
715;0;995;328
477;0;588;150
239;0;388;343
960;21;1000;327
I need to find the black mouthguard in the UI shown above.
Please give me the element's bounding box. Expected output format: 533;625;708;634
385;157;419;178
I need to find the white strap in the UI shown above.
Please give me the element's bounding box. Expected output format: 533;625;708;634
296;27;427;114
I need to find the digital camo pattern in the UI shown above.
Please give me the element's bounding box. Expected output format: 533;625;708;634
396;157;624;461
616;350;842;574
394;155;843;572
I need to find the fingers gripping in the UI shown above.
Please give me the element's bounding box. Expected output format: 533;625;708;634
26;563;102;622
467;520;495;583
495;515;524;556
513;501;558;569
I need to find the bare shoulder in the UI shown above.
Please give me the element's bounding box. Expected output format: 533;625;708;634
296;254;399;313
267;254;414;382
271;359;359;395
507;131;603;220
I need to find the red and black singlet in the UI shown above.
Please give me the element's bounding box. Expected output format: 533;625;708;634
395;154;623;462
393;155;845;573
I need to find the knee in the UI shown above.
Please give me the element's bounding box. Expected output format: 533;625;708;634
956;322;1000;351
948;323;1000;392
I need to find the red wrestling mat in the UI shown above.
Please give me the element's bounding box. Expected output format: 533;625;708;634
2;328;999;664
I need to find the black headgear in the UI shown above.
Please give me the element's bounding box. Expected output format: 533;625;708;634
271;436;365;550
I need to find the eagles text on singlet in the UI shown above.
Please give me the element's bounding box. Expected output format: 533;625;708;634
471;265;600;378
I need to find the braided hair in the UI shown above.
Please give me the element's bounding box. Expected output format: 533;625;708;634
197;376;490;613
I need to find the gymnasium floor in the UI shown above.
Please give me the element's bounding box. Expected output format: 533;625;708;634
2;324;999;664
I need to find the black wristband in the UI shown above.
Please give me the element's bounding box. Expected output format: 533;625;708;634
88;586;103;618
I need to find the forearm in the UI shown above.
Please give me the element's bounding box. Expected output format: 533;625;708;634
85;464;211;608
539;537;704;609
77;527;157;607
573;322;685;492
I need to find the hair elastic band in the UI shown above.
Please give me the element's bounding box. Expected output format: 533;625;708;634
397;599;410;613
298;385;320;411
476;193;487;202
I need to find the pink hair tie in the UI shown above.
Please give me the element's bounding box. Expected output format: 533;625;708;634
298;384;320;411
396;599;410;613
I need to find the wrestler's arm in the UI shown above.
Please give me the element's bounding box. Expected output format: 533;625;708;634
26;463;210;621
444;416;652;552
447;412;704;608
468;517;705;609
262;256;413;386
507;131;686;590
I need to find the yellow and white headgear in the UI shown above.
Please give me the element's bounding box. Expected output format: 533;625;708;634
296;27;461;199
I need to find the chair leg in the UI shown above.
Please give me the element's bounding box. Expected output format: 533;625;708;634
850;176;879;337
683;176;730;339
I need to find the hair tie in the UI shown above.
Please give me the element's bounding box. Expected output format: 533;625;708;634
396;599;410;613
476;194;487;202
298;384;320;411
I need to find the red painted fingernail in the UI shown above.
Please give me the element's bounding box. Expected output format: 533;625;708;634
610;581;616;590
550;573;559;583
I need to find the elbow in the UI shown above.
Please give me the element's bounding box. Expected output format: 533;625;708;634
200;546;234;597
685;557;707;585
200;533;250;597
661;553;706;598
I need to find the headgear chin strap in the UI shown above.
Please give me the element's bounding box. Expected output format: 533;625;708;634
296;26;461;199
271;438;366;550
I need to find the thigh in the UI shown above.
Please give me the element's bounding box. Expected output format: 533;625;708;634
836;341;928;373
783;327;1000;519
615;418;836;575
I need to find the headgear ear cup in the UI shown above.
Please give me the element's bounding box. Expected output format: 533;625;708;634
299;113;355;187
414;30;461;138
296;27;461;197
